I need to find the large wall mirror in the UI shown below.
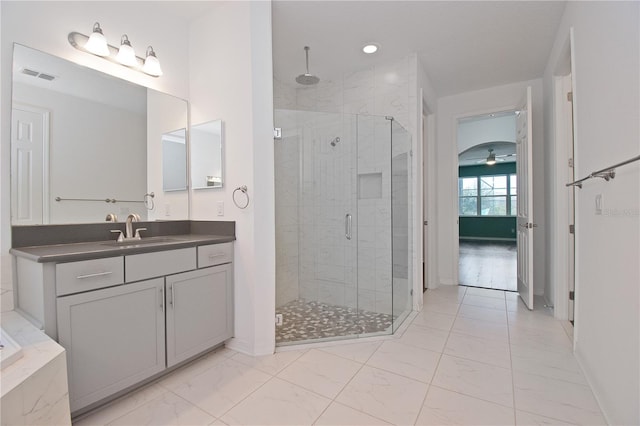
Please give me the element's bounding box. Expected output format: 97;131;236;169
191;120;223;189
10;43;189;225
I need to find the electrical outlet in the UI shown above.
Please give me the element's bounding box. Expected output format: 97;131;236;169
275;314;283;326
164;203;171;217
217;201;224;216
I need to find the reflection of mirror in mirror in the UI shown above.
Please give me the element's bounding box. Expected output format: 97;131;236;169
162;128;187;191
10;44;189;225
191;120;223;189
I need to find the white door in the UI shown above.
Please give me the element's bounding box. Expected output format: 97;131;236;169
11;106;48;225
516;87;534;309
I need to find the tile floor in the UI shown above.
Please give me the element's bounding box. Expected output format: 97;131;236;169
74;286;605;425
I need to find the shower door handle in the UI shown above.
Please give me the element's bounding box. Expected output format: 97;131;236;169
345;214;352;240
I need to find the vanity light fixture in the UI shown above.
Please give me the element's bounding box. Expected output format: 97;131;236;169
68;22;162;77
142;46;163;76
116;35;137;67
362;43;379;54
85;22;110;57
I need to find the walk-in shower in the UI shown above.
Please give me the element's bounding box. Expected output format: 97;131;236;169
274;109;413;345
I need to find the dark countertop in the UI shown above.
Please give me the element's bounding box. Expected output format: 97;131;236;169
10;234;235;263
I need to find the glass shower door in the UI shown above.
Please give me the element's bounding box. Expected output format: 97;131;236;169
391;118;413;331
274;109;362;344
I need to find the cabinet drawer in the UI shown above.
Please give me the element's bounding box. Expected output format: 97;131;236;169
126;247;196;282
198;243;233;268
56;257;124;296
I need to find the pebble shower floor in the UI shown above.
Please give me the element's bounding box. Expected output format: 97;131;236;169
275;299;395;344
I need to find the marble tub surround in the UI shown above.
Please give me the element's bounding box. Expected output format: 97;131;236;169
0;311;71;425
75;287;604;426
12;220;235;248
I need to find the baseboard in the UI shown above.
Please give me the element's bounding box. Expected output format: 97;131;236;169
573;349;614;425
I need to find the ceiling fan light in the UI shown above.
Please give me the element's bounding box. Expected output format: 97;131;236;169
486;149;497;165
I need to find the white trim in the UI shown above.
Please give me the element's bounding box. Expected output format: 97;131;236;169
550;28;577;326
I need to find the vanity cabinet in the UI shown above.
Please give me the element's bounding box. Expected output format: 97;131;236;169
57;278;166;412
13;241;234;414
166;264;233;367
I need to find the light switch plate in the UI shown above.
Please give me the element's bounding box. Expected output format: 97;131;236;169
595;194;603;215
217;201;224;216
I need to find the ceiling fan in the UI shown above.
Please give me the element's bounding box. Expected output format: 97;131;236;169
474;148;516;165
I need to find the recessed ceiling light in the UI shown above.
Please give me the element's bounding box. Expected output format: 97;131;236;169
363;44;379;54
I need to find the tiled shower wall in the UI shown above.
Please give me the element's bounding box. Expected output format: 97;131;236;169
274;54;416;315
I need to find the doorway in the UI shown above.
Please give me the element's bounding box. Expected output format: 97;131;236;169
457;112;518;292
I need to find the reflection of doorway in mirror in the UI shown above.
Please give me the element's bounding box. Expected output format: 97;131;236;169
191;120;223;189
11;104;50;225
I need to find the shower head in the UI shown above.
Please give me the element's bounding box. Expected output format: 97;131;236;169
296;46;320;85
330;137;340;147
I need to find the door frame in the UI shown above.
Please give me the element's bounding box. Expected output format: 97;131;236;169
550;28;578;326
421;94;436;294
452;104;520;288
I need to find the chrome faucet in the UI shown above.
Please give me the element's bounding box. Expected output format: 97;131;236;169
125;213;145;240
110;213;146;242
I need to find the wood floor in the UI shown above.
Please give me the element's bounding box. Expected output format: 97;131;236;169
459;240;517;291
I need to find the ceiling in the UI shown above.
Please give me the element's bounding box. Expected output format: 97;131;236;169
272;1;566;96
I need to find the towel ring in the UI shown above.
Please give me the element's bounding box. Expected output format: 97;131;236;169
144;192;155;210
233;185;250;209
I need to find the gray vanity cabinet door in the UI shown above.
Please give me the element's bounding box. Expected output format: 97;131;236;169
57;278;166;413
166;264;233;367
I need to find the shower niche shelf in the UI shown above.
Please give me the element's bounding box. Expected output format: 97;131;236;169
358;173;383;199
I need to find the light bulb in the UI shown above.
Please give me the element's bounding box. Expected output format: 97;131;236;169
85;22;110;57
116;35;137;67
142;46;163;76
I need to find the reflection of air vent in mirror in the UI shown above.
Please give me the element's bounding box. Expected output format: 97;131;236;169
20;68;56;81
21;68;39;77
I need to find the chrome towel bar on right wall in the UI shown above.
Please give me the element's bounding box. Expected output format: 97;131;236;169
566;154;640;189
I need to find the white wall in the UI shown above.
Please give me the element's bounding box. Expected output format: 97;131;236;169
544;2;639;424
1;1;191;312
189;1;275;355
435;79;546;296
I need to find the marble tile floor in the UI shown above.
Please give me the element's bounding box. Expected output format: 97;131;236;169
275;299;395;345
74;286;605;426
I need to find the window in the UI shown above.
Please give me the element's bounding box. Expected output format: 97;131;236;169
458;177;478;216
458;174;517;216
